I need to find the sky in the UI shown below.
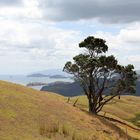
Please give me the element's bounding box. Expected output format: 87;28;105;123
0;0;140;74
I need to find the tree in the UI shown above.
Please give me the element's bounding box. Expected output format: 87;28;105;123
63;36;137;115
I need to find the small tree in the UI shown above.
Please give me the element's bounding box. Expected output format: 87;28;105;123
63;36;137;115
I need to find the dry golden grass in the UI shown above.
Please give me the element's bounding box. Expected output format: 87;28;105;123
70;95;140;139
0;80;138;140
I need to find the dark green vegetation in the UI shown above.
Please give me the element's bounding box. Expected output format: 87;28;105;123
41;81;83;96
41;80;140;96
63;36;137;114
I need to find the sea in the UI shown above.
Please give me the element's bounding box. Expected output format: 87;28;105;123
0;75;73;90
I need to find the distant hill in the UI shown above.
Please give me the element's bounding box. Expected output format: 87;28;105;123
27;73;49;77
41;81;83;97
41;80;140;96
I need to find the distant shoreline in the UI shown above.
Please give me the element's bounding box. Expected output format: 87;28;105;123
26;82;48;87
27;73;71;79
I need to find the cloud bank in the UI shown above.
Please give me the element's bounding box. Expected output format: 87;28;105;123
0;0;140;74
40;0;140;23
0;0;21;6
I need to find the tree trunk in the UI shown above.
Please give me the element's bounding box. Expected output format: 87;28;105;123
88;97;97;115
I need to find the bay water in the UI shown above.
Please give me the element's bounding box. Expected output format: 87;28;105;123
0;75;73;90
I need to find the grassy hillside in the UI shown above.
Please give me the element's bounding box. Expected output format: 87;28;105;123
70;95;140;139
0;81;139;140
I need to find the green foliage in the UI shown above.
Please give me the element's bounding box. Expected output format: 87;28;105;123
64;36;137;114
79;36;108;53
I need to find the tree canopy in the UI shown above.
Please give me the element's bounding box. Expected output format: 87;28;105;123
63;36;137;114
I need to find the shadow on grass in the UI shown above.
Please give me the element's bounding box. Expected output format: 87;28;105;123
97;116;136;140
127;113;140;128
79;108;140;140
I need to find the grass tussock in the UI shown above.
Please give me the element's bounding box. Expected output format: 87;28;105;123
39;121;99;140
39;122;59;138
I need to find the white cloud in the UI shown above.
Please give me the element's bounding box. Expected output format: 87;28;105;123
0;0;42;20
127;55;140;63
0;17;81;74
94;23;140;69
0;17;140;73
0;0;140;74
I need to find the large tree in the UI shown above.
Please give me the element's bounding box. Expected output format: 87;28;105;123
63;36;137;115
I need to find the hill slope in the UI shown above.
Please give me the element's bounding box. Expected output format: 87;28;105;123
71;95;140;139
0;80;139;140
41;81;83;97
41;80;140;96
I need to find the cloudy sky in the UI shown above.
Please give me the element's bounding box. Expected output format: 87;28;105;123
0;0;140;74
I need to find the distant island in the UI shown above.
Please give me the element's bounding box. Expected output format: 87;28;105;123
49;75;69;79
27;73;71;79
27;73;49;77
26;82;48;87
27;69;71;78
